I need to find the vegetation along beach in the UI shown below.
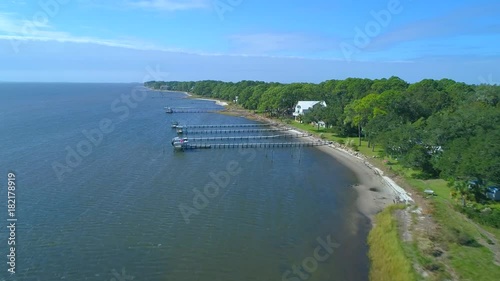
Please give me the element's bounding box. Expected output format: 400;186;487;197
147;78;500;281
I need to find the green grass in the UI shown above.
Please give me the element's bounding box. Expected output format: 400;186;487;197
289;121;500;280
291;122;330;134
368;205;417;281
449;244;499;281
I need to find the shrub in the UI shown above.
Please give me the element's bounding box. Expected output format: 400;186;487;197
346;139;353;146
450;227;482;247
411;172;434;180
350;144;359;151
457;204;500;228
423;263;442;272
424;248;444;257
457;232;481;247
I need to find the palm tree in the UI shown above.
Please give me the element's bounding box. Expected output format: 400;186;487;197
449;180;470;207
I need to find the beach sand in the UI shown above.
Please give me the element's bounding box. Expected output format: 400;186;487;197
317;145;397;221
194;98;229;106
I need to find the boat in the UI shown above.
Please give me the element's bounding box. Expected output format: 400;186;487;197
164;107;173;113
176;126;184;134
171;121;179;128
171;137;189;149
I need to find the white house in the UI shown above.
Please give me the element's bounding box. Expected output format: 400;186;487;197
293;101;327;118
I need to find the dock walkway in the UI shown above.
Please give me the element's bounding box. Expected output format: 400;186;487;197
183;141;329;149
184;128;291;134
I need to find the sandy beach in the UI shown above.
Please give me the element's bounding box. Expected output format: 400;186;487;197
194;98;229;106
291;130;402;222
163;90;229;106
317;145;397;221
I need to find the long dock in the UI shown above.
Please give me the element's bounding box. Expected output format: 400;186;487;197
165;107;221;113
183;128;291;134
186;134;310;142
183;141;328;149
182;124;272;129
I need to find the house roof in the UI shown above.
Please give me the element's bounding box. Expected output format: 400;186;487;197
295;101;326;109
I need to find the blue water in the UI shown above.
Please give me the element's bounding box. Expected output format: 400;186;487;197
0;83;370;281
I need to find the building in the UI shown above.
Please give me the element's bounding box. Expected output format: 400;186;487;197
292;101;327;118
486;186;500;201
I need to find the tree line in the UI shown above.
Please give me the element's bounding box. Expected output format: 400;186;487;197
145;78;500;205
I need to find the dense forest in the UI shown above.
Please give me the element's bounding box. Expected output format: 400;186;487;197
145;78;500;216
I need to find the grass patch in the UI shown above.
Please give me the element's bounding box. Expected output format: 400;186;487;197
286;120;500;280
449;244;500;281
368;205;417;281
394;175;500;280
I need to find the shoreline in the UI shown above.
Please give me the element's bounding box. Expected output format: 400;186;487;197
317;145;396;221
150;88;410;222
194;98;229;106
291;130;401;222
234;105;412;222
163;90;229;106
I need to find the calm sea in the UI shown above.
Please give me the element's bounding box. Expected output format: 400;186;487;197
0;83;370;281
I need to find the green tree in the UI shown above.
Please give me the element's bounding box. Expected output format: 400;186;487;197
344;93;382;145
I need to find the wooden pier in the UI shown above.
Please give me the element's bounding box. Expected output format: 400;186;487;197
165;107;221;113
184;128;291;134
186;134;310;142
182;124;272;129
183;141;328;150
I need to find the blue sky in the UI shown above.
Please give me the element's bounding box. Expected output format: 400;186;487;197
0;0;499;83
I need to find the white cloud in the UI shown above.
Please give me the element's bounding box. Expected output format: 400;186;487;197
229;32;341;55
0;14;343;61
0;12;59;36
0;12;178;52
0;13;328;59
1;34;142;49
126;0;210;11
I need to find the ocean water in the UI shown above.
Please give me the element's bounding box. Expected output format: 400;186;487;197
0;83;371;281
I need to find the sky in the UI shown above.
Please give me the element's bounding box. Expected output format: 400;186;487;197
0;0;499;84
